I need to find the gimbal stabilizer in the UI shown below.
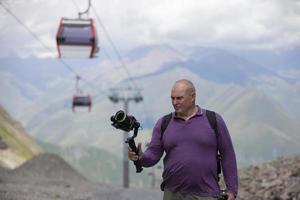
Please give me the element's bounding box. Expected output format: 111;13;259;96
110;110;143;173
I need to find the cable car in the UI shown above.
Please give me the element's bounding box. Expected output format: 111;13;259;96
56;18;99;58
72;94;92;112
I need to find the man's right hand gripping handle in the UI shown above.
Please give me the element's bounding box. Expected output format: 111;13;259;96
127;140;143;173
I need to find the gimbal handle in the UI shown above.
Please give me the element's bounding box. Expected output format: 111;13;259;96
126;127;143;173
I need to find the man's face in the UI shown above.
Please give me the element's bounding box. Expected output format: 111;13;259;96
171;83;195;116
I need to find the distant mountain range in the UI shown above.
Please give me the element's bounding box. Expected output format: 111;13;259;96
0;44;299;170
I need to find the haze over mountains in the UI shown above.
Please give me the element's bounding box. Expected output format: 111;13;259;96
0;44;299;172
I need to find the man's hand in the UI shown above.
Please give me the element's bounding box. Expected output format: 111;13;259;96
128;142;142;161
227;192;235;200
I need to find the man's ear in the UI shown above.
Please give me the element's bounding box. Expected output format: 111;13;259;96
191;92;196;100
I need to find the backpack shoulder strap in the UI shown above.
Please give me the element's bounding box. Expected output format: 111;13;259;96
206;110;218;134
206;110;222;182
160;113;172;140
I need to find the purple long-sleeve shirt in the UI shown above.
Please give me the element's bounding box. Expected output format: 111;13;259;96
140;107;238;198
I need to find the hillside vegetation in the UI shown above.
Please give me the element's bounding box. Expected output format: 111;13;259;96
0;105;43;169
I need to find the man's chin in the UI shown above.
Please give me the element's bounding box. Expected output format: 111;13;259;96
175;110;182;115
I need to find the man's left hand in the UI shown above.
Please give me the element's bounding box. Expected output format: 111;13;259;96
227;192;235;200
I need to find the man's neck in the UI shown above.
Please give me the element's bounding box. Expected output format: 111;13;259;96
176;106;198;120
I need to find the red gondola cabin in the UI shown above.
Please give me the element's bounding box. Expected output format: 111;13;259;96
56;18;99;58
72;94;92;112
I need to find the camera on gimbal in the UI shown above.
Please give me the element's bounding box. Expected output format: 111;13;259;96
111;110;140;132
110;110;143;173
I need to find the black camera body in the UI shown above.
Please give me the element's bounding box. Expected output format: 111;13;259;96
111;110;140;132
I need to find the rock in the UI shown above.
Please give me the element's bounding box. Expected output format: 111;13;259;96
237;155;300;200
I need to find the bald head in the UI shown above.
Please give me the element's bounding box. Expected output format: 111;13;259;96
173;79;196;94
171;79;196;117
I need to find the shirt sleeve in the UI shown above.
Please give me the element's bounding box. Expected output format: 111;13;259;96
140;118;164;167
216;113;239;197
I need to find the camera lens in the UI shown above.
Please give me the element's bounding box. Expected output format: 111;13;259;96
115;110;126;122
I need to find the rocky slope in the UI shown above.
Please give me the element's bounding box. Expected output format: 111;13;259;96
0;153;162;200
0;152;299;200
0;104;43;169
237;155;300;200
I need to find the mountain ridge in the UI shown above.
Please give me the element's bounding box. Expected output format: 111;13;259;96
0;44;299;170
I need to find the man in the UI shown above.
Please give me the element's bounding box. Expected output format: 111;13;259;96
128;79;238;200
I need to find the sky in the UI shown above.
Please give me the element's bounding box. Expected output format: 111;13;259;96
0;0;300;58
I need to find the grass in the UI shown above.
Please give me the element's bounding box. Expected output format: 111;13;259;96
0;122;33;159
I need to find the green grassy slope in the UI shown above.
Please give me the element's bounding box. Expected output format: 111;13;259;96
0;105;43;168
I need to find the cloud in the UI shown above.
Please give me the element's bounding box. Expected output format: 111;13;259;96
0;0;300;58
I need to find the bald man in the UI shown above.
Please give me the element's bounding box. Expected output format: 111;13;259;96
129;79;238;200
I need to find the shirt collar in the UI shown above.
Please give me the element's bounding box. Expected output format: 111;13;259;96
195;105;203;116
173;105;203;119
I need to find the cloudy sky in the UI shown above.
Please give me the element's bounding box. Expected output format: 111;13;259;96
0;0;300;58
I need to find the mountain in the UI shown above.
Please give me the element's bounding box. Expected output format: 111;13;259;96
1;44;299;169
0;72;43;119
231;47;300;71
0;104;43;169
38;141;154;187
0;54;102;90
0;153;163;200
0;95;157;188
172;47;276;85
204;86;300;166
231;48;300;85
19;66;300;169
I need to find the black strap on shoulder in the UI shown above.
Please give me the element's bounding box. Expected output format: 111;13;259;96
160;113;172;140
206;110;217;132
206;110;222;182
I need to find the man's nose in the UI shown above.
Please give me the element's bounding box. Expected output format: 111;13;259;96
173;99;179;105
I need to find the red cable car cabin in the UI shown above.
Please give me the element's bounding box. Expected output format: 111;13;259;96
56;18;99;58
72;94;92;112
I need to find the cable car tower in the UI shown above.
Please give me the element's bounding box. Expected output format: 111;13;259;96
72;76;92;112
56;0;99;58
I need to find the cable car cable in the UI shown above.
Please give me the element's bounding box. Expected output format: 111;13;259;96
0;2;101;95
68;0;137;97
90;4;152;117
69;0;135;91
91;5;138;89
0;2;77;74
68;0;142;98
2;1;149;117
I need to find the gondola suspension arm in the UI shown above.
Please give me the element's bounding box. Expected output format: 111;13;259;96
78;0;91;19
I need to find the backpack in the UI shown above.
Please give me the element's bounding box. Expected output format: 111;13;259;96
160;110;222;182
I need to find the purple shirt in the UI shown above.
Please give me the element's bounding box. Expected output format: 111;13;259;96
140;107;238;197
